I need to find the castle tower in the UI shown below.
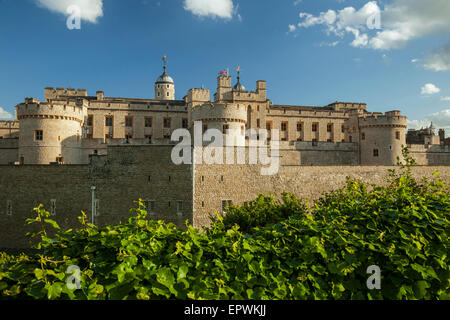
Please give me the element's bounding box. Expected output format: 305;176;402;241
214;74;232;102
359;111;408;165
155;56;175;100
16;97;86;165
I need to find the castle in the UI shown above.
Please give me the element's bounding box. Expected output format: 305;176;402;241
0;60;449;249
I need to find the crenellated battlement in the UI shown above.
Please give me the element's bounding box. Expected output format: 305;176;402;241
0;120;19;129
186;88;211;105
16;100;86;123
359;110;407;128
191;102;247;123
44;87;88;101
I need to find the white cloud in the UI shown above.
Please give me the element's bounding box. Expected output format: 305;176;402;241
408;109;450;136
421;83;441;95
0;107;13;120
411;58;419;63
288;24;296;32
291;0;450;51
184;0;234;19
441;96;450;101
424;43;450;72
35;0;103;23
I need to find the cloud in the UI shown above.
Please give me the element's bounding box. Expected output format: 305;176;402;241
35;0;103;23
441;96;450;101
424;42;450;72
421;83;441;95
184;0;234;19
291;0;450;51
408;109;450;136
0;107;13;120
288;24;296;32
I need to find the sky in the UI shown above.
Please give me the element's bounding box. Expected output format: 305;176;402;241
0;0;449;134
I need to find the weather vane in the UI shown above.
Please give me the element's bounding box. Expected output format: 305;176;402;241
162;55;168;72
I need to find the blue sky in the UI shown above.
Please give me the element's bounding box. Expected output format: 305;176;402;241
0;0;449;133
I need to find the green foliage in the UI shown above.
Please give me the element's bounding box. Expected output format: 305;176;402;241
0;149;449;300
211;192;307;233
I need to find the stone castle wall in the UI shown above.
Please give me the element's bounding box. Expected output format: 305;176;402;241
0;145;193;249
193;162;450;228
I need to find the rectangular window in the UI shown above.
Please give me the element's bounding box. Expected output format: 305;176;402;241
105;116;113;127
223;124;229;134
145;117;152;128
396;131;400;140
312;123;318;132
125;116;133;127
327;124;333;132
341;125;345;133
362;132;366;140
6;200;12;216
87;115;93;126
177;201;183;214
182;118;188;129
164;118;171;129
203;124;208;134
50;199;56;216
256;119;260;128
373;149;379;157
281;122;288;132
222;200;232;213
35;130;43;141
349;136;353;143
297;123;303;132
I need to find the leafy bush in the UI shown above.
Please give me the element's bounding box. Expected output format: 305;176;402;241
0;149;449;300
211;193;307;233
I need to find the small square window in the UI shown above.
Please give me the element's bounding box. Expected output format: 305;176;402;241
35;130;43;141
87;115;93;126
223;124;229;134
362;132;366;140
182;119;188;129
373;149;379;157
177;201;183;214
297;123;303;132
164;118;171;129
145;117;152;128
281;122;288;132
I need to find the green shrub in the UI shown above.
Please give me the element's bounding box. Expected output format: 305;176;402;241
0;149;448;300
211;193;307;233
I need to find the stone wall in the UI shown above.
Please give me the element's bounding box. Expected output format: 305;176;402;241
193;162;450;228
0;145;193;249
0;139;19;164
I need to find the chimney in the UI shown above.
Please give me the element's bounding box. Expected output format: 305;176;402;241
97;91;104;101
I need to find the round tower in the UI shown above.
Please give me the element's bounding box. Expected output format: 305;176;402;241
16;98;86;165
191;102;247;146
359;111;408;165
155;56;175;100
